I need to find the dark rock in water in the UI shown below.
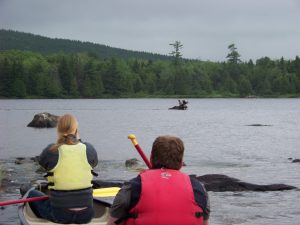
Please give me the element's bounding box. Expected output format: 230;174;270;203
246;124;272;126
92;174;297;192
30;156;40;162
288;158;300;163
9;157;298;193
14;157;26;164
292;159;300;163
14;157;39;165
196;174;297;192
125;158;141;167
27;112;59;128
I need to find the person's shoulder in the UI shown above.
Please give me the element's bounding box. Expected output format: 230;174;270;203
41;143;56;154
82;142;95;150
189;175;207;193
82;142;98;167
129;175;141;185
119;176;141;197
189;175;209;213
39;143;58;170
45;143;55;149
82;142;97;153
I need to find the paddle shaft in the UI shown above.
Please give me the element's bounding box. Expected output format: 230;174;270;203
135;143;152;169
0;187;120;206
0;196;49;206
128;134;152;168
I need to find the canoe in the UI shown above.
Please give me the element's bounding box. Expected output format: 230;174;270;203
18;186;115;225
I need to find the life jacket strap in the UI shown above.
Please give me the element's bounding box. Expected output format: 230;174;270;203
91;170;98;177
43;172;53;178
47;182;54;187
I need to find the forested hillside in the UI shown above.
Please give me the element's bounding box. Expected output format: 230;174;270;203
0;29;171;61
1;50;299;98
0;30;300;98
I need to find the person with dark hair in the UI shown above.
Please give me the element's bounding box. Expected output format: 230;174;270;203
26;114;98;224
106;135;210;225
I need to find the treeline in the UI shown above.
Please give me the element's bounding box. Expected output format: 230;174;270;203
0;50;299;98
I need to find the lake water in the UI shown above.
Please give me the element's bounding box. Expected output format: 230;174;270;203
0;98;300;225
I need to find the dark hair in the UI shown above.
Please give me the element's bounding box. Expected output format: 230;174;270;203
151;135;184;170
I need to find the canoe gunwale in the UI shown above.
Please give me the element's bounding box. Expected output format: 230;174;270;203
18;187;112;225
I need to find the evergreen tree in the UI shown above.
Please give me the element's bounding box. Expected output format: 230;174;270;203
226;44;241;64
102;58;122;96
58;56;75;96
238;75;252;97
11;79;26;97
0;58;11;97
10;60;26;97
169;41;183;65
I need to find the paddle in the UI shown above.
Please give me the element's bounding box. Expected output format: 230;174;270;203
0;196;49;206
93;187;120;197
0;187;120;206
128;134;152;168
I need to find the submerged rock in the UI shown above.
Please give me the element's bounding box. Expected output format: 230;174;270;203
125;158;140;167
196;174;297;192
288;158;300;163
246;124;272;127
8;157;299;193
27;112;59;128
94;174;297;192
14;156;39;165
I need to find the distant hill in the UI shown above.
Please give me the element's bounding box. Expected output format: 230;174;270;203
0;29;172;60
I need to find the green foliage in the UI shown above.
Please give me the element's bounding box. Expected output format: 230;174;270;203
0;32;299;98
226;44;241;64
0;50;299;98
169;41;183;66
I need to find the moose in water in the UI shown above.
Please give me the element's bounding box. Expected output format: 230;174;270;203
169;99;188;110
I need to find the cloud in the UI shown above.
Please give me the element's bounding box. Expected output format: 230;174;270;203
1;0;299;61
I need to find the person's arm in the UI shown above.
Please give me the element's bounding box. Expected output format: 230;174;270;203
38;144;58;170
189;176;210;222
84;142;98;168
105;180;136;225
203;188;210;222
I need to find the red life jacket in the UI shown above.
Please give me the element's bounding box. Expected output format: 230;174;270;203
125;169;204;225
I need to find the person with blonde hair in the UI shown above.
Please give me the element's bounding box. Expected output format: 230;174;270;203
27;114;98;224
106;135;210;225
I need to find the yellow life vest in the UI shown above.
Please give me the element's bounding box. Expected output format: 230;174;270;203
47;143;93;190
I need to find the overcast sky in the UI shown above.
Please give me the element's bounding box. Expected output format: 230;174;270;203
1;0;299;62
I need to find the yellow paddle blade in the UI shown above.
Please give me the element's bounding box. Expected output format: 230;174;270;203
92;187;121;197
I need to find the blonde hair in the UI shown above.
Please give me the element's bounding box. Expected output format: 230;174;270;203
50;114;79;152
